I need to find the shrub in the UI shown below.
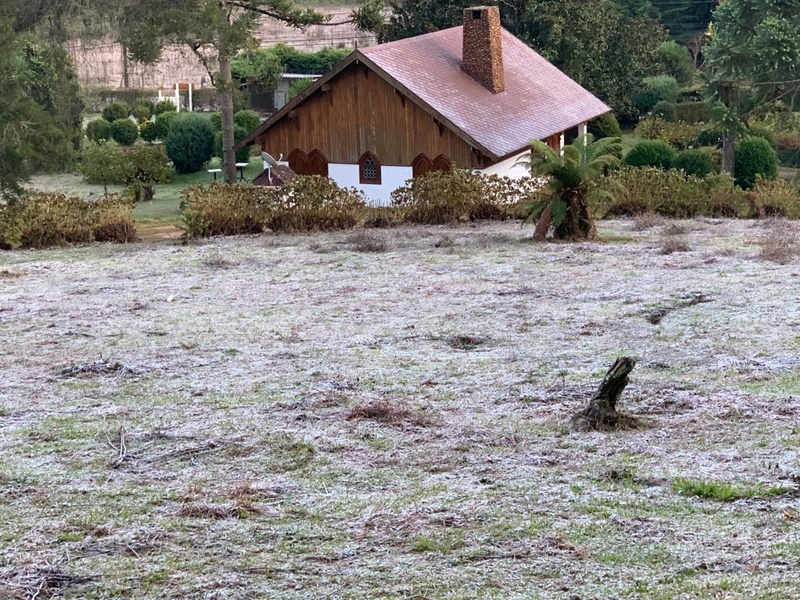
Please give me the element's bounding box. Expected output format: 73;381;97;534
652;101;677;122
695;128;722;148
672;149;715;178
164;113;215;174
132;98;154;120
631;75;680;114
153;110;177;140
624;140;677;169
122;145;170;202
776;132;800;167
657;40;694;87
233;109;260;133
85;119;111;142
214;124;250;163
634;117;701;150
102;102;131;123
154;99;176;115
747;125;777;150
109;118;139;146
674;102;710;124
0;192;136;249
210;112;222;132
734;136;778;189
587;113;621;139
139;119;158;143
747;179;800;218
80;141;129;194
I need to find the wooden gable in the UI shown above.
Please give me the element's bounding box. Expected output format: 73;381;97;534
255;61;491;169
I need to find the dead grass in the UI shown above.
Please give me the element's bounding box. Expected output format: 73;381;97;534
2;220;800;598
659;236;692;254
345;231;388;253
756;222;799;264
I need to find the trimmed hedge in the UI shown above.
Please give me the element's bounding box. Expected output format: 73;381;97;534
110;118;139;146
624;140;677;169
734;136;778;189
85;119;111;142
588;113;621;139
164;113;215;174
102;102;131;123
672;149;716;178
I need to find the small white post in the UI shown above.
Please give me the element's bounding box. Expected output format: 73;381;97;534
188;83;193;112
559;133;565;155
578;122;588;145
175;83;180;112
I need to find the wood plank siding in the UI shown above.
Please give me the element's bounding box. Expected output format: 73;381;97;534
256;62;492;169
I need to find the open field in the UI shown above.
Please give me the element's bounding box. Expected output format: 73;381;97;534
1;219;800;599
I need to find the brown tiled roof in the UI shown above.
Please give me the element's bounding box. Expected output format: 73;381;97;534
359;26;611;159
238;26;611;161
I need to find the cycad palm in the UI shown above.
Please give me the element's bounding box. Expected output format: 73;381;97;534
517;135;622;240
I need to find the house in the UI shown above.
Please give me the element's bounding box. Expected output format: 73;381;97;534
238;6;611;204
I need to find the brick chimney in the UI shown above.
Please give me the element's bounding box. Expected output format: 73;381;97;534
461;6;504;94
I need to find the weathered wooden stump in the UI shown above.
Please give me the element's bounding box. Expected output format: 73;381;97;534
572;357;636;431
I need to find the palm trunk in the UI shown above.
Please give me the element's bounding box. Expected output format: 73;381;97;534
219;54;237;184
721;133;734;175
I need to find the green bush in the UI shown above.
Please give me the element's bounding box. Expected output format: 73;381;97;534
131;103;152;123
164;113;215;173
672;149;716;178
214;125;250;163
657;40;694;87
624;140;677;169
674;102;710;124
587;113;621;139
734;136;778;189
139;119;158;143
210;112;222;132
123;145;170;202
652;101;677;122
634;117;701;150
110;118;139;146
695;128;722;148
154;99;176;115
747;125;777;150
85;119;111;142
776;132;800;167
234;109;261;133
748;179;800;218
0;192;136;249
631;75;680;114
102;102;131;123
153;110;177;140
80;141;129;193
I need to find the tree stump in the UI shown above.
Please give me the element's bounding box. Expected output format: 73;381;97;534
572;357;636;431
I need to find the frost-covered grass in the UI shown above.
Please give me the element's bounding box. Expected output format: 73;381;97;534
1;219;799;599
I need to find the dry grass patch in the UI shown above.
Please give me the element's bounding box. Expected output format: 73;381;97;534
756;222;799;264
631;213;667;230
347;399;436;428
346;231;388;253
659;236;691;254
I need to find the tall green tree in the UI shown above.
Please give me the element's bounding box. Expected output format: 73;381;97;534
118;0;382;183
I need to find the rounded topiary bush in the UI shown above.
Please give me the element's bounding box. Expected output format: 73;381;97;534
139;119;158;143
85;118;111;142
234;109;261;133
131;102;153;123
153;110;177;141
214;124;250;163
154;99;176;115
588;113;621;139
102;102;131;123
110;118;139;146
631;75;680;115
672;149;715;177
624;140;677;169
652;101;677;122
734;136;778;189
165;113;215;173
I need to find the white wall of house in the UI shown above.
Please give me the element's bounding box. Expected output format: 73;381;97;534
480;149;531;179
329;163;413;206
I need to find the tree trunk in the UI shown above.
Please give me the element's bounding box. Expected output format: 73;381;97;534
721;133;734;175
218;54;237;184
554;191;598;241
572;357;636;430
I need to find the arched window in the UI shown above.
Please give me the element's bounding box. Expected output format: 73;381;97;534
412;154;433;178
432;154;452;172
288;149;309;175
358;151;381;185
308;149;329;177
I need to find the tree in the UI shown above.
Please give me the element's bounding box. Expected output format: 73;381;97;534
516;135;622;241
80;141;129;196
118;0;382;184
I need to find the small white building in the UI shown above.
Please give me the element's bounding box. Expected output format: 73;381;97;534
238;6;610;205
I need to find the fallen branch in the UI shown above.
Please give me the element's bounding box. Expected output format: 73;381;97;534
572;357;637;431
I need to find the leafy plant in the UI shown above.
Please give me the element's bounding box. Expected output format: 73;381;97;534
233;109;260;133
214;124;250;163
132;98;155;121
102;102;131;123
672;149;716;177
85;118;111;142
80;141;129;195
734;136;778;189
624;140;677;169
139;119;158;143
656;40;694;86
153;110;177;141
588;113;621;139
122;145;170;202
516;135;622;240
164;113;215;174
631;75;680;114
634;117;701;149
109;118;139;146
154;99;176;114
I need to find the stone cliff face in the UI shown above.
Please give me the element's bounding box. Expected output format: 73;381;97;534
67;8;375;89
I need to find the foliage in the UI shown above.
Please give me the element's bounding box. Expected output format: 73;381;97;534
132;98;155;120
631;75;680;114
776;132;800;168
734;136;778;189
695;127;722;148
516;135;622;240
164;113;215;174
86;118;112;142
109;118;139;146
672;149;715;178
650;0;716;45
154;99;176;114
267;43;350;75
153;110;178;141
656;40;693;86
634;117;701;150
214;125;250;163
747;125;776;150
288;77;315;101
233;109;260;133
624;140;677;169
122;145;171;202
747;179;800;219
80;142;129;195
651;101;676;122
0;192;136;249
139;119;158;143
588;113;621;139
390;170;537;224
595;167;748;219
180;176;367;238
674;101;710;124
102;102;131;123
